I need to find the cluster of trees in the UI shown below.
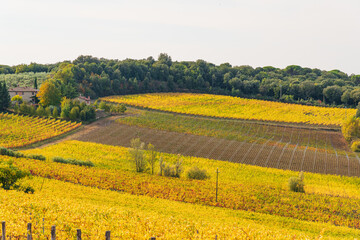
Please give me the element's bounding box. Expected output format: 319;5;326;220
13;102;58;117
0;81;10;111
13;97;96;122
0;63;55;74
129;138;209;180
96;101;127;114
3;54;360;108
51;54;360;107
60;98;96;121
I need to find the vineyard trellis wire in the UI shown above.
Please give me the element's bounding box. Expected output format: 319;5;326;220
0;221;223;240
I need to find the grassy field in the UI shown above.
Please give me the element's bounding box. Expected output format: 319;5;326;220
17;140;360;231
0;113;81;148
102;93;355;126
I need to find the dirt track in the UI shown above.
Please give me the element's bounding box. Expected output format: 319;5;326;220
57;116;360;177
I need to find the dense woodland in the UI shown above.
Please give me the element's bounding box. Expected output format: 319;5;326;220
1;54;360;107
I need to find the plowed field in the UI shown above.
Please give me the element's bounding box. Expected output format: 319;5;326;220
64;116;360;177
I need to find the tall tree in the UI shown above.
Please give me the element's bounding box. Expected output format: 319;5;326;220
0;81;10;111
37;81;61;107
33;77;40;104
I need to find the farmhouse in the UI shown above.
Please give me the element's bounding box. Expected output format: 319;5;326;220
8;87;39;103
74;94;91;105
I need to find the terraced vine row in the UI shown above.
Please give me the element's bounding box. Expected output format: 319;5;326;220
68;118;360;177
0;113;81;148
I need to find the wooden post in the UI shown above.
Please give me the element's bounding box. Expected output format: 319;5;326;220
2;221;6;240
77;229;81;240
216;168;219;202
27;223;32;240
51;226;56;240
105;231;111;240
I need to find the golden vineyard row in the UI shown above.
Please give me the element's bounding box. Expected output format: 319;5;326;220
102;93;356;126
0;113;81;148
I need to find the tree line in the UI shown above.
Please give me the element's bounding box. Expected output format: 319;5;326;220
2;54;360;107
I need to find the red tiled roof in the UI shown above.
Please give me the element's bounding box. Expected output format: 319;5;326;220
9;87;39;92
78;96;90;100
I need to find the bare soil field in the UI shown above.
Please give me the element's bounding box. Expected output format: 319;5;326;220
62;116;360;177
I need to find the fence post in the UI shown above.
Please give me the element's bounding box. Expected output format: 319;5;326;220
77;229;81;240
27;223;32;240
2;221;5;240
216;168;219;202
51;226;56;240
105;231;110;240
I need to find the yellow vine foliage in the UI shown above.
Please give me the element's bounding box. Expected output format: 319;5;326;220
18;141;360;231
2;177;355;239
102;93;355;126
342;117;360;142
0;113;81;148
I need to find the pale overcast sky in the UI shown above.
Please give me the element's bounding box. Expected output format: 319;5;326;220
1;0;360;74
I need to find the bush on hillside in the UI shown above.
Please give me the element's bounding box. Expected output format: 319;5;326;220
0;162;34;193
0;147;24;158
26;154;46;161
0;147;46;161
159;156;183;178
53;156;94;167
187;166;210;180
351;141;360;152
289;172;305;193
342;117;360;142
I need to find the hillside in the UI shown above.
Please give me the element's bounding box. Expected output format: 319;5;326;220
102;93;355;126
1;92;360;239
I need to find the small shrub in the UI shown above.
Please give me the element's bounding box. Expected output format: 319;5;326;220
26;154;46;161
14;184;35;194
351;141;360;152
0;162;33;193
289;172;305;193
187;166;210;180
53;156;67;164
53;157;94;167
0;147;24;158
159;156;183;178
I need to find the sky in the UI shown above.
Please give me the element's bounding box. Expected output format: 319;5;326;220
1;0;360;74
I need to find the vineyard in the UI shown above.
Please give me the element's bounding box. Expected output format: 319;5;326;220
102;93;356;126
65;113;360;177
2;177;358;239
117;109;349;151
0;113;81;148
0;140;356;234
1;93;360;239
